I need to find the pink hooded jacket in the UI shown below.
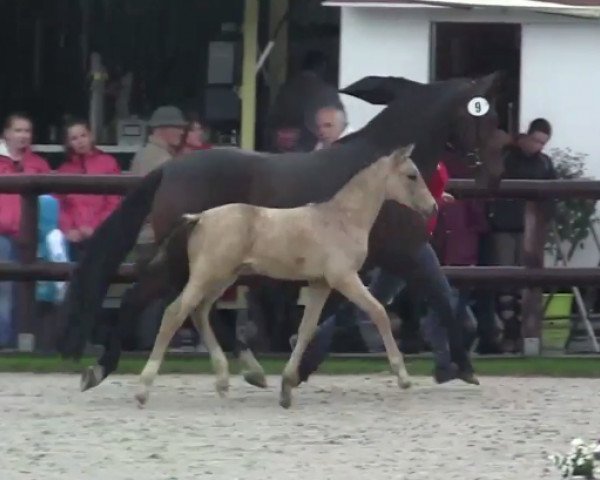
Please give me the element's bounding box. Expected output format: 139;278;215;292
56;149;122;233
0;143;51;236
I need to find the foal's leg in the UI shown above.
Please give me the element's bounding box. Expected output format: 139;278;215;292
135;281;206;406
280;282;331;409
191;300;231;397
189;278;238;397
81;255;174;392
332;272;411;389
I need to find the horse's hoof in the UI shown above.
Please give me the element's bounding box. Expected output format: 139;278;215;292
243;370;268;389
80;365;105;392
458;371;480;386
215;378;230;398
134;390;149;407
398;377;412;390
279;378;294;409
433;364;459;385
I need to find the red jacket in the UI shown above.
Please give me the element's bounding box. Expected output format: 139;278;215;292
432;152;488;266
426;161;449;235
57;149;122;233
0;148;51;237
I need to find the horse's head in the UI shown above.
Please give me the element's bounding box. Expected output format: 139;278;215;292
385;144;437;221
448;72;510;189
340;73;510;190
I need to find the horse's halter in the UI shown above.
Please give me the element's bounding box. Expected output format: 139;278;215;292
446;112;484;170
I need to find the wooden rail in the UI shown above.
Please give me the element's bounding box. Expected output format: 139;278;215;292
1;174;600;354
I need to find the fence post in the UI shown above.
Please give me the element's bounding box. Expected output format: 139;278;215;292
521;201;549;355
16;193;38;352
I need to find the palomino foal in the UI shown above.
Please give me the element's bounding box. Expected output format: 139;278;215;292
135;144;437;408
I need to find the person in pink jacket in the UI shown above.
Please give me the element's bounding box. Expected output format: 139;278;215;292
57;119;122;260
0;113;50;348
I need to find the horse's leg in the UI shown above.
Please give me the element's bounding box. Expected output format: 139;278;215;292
280;282;331;409
332;272;411;390
135;280;205;406
237;339;268;389
230;285;267;388
190;278;238;397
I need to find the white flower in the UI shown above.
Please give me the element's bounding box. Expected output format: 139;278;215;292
594;443;600;454
571;438;585;448
576;456;586;466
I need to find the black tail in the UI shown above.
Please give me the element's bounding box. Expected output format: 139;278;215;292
57;167;164;360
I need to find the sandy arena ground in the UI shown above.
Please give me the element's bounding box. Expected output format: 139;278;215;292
1;373;598;480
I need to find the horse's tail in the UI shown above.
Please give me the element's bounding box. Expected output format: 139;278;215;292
57;167;165;360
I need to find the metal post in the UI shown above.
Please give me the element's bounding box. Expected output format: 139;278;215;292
552;223;600;352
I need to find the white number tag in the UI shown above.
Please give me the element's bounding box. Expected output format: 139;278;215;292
467;97;490;117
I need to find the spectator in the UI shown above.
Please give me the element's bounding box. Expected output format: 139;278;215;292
266;50;343;153
178;112;213;154
432;150;498;353
313;105;354;150
128;105;186;350
129;105;187;251
0;113;50;348
56;118;122;261
485;118;557;352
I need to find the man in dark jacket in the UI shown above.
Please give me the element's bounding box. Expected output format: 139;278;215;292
487;118;557;254
485;118;556;352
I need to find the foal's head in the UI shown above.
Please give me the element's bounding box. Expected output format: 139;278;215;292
384;144;437;220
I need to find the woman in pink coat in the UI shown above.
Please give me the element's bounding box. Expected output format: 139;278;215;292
57;119;122;260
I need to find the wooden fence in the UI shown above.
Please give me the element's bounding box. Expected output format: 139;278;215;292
2;174;600;354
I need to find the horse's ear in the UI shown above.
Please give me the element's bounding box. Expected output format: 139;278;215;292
339;76;418;105
473;71;503;98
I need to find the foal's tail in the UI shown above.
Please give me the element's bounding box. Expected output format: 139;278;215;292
146;213;201;272
57;167;165;361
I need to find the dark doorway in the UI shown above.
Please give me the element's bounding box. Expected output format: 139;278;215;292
431;23;521;133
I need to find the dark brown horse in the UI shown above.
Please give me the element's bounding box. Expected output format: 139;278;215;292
58;73;506;391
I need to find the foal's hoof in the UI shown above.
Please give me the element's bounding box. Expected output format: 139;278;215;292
398;377;412;390
215;378;230;398
279;377;298;408
457;371;480;386
134;390;149;407
80;365;105;392
243;370;268;389
279;380;293;409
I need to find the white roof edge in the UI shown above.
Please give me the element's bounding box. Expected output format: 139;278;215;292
322;1;600;18
322;1;443;6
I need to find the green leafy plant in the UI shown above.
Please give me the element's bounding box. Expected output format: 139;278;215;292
545;148;598;263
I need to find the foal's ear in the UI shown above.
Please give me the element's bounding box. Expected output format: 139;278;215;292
391;143;415;166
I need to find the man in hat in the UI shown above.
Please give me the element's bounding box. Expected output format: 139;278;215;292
130;105;187;246
127;105;187;349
